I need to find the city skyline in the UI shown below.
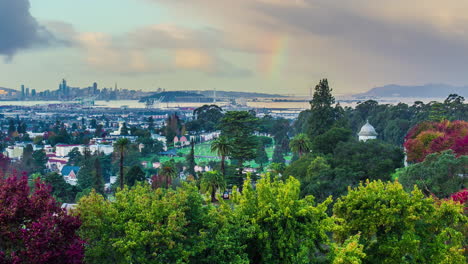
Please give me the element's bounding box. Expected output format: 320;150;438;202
3;0;468;94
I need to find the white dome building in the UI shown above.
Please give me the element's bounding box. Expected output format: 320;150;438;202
358;120;378;142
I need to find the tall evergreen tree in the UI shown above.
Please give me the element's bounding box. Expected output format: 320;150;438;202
307;79;337;139
93;157;104;194
186;140;197;178
115;138;130;189
218;111;258;188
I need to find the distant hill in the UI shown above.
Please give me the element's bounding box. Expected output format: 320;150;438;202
0;87;18;93
140;91;207;102
192;90;286;98
355;84;468;98
0;87;18;96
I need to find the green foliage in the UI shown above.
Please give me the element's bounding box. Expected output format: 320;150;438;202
120;122;129;136
232;174;334;263
308;79;341;138
186;140;197;178
333;180;467;264
289;133;312;157
332;140;404;182
67;147;83;166
255;143;269;168
285;139;404;202
218;111;259;187
42;172;80;203
312;127;352;155
125;165;146;187
77;184;248;264
331;235;366;264
398;151;467;198
77;149;104;194
187;104;224;132
272;145;286;163
200;171;226;202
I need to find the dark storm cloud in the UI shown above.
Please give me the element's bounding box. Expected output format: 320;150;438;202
0;0;55;60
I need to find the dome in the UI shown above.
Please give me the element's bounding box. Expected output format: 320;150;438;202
358;121;378;137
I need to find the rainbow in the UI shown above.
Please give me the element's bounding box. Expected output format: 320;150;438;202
261;35;289;79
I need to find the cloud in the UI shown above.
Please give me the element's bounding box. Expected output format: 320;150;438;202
62;23;252;77
145;0;468;90
0;0;56;60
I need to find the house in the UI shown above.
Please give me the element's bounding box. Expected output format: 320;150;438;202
61;166;80;186
47;158;68;173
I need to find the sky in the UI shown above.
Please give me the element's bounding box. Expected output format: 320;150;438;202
2;0;468;95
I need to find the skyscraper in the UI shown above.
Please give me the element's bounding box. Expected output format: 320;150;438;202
25;88;30;97
21;85;25;99
31;89;36;97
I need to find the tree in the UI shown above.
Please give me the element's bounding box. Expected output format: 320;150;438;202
219;111;259;188
68;147;83;166
397;151;467;198
115;138;130;189
186;140;197;178
200;171;226;202
147;116;154;132
120;123;129;136
90;119;97;129
272;145;285;164
32;149;48;174
158;161;177;188
255;142;269;169
210;136;234;177
232;175;333;263
77;184;246;263
42;172;81;203
125;165;146;187
284;140;404;202
307;79;338;138
93;157;104;194
77;149;95;191
7;119;16;136
404;120;468;163
188;104;224;132
333;180;466;264
0;175;84;263
289;133;312;157
312;127;352;155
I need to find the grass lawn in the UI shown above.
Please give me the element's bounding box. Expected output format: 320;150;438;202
141;141;292;169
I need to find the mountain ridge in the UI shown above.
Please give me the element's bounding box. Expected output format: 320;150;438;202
355;84;468;98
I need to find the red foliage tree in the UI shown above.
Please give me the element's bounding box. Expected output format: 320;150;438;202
0;175;84;264
404;120;468;162
449;189;468;214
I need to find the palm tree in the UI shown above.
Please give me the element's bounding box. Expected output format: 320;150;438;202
160;161;177;188
114;138;130;190
211;136;233;176
289;133;312;158
200;171;226;202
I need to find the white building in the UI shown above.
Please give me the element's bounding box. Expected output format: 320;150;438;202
55;144;114;157
55;145;85;157
358;121;378;142
4;145;24;160
89;144;114;155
